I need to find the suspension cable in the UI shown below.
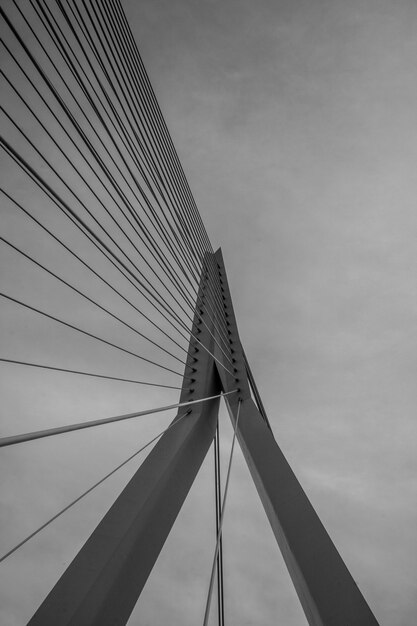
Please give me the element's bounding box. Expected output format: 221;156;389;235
97;2;232;339
0;61;201;323
109;0;229;317
0;138;191;349
214;420;225;626
203;399;242;626
0;409;193;564
0;236;189;367
0;187;188;358
33;0;232;347
0;292;191;379
23;0;208;295
0;390;237;448
0;128;233;367
2;1;231;352
0;359;182;390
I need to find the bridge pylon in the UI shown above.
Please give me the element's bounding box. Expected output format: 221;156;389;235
28;250;378;626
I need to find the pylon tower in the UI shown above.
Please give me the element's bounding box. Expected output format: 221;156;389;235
28;250;378;626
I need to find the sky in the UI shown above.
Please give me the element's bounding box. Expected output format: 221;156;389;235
1;0;417;624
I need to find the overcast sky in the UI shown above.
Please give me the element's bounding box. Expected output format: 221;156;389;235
1;0;417;624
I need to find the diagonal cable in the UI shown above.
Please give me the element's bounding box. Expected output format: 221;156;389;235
0;409;191;564
0;292;190;379
0;359;182;390
0;390;238;448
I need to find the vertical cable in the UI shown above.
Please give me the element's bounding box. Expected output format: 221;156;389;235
204;399;242;626
214;420;225;626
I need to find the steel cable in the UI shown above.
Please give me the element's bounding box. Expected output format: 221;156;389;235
0;292;192;379
0;359;182;390
2;4;230;361
0;410;192;563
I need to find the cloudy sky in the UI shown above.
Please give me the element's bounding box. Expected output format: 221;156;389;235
1;0;417;624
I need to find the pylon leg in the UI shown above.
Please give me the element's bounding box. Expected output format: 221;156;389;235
214;248;379;626
29;263;221;626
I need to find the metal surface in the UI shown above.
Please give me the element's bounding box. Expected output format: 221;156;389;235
213;248;379;626
28;261;221;626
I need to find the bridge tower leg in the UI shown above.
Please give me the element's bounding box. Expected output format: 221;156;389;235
212;248;379;626
28;262;222;626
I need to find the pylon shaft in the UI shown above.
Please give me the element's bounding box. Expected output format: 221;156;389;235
213;248;379;626
28;259;221;625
